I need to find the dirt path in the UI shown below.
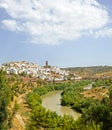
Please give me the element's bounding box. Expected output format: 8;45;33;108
10;92;30;130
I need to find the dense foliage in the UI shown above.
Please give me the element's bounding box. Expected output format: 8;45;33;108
33;82;71;96
26;80;101;130
61;81;93;113
92;79;112;87
1;69;112;130
0;71;14;130
61;79;112;130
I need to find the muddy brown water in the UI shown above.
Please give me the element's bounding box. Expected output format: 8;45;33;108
42;91;81;120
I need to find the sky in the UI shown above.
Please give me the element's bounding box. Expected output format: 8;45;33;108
0;0;112;67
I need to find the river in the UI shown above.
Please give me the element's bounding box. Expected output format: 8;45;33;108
42;91;81;120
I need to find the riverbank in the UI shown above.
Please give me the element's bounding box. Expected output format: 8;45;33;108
26;80;101;130
42;91;81;120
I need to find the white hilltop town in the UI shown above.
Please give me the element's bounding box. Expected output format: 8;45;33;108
0;61;82;81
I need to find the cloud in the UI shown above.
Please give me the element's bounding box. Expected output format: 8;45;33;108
0;0;110;45
95;28;112;38
1;20;20;31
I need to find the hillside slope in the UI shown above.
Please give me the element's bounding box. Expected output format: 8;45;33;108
65;66;112;79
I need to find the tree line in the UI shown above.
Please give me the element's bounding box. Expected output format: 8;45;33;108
26;80;101;130
61;79;112;130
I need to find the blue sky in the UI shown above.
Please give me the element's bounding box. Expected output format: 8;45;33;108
0;0;112;67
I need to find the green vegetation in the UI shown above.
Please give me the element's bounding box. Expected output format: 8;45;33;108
61;81;92;112
33;82;70;96
66;66;112;75
26;80;101;130
61;79;112;130
33;80;91;96
1;69;112;130
0;71;14;129
0;70;24;130
92;79;112;87
65;66;112;79
82;86;112;130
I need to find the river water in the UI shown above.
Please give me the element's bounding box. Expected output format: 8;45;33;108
42;91;81;120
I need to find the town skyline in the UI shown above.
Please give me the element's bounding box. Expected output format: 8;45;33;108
0;0;112;67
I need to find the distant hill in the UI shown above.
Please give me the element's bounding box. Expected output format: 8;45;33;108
64;66;112;79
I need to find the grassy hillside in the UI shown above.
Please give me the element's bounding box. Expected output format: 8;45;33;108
1;69;112;130
65;66;112;79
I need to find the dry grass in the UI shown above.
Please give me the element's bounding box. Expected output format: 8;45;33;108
83;87;108;100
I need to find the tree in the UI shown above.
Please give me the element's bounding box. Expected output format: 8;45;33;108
0;71;12;129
